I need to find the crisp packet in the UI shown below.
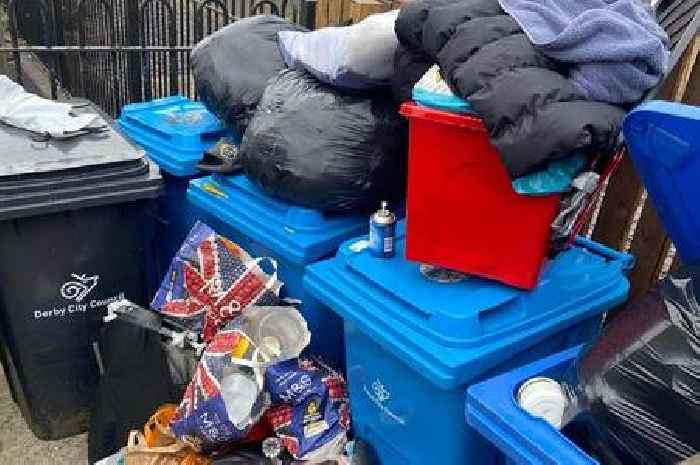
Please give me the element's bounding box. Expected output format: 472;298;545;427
265;358;350;460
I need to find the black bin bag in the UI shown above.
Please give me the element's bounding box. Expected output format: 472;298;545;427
191;15;307;134
241;69;408;213
88;302;199;464
562;265;700;465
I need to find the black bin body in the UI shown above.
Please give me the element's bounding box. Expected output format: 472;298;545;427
0;102;163;440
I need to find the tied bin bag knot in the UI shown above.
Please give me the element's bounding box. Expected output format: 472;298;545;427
152;222;282;342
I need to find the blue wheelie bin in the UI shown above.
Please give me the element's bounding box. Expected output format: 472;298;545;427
466;346;596;465
117;96;237;281
303;221;633;465
187;174;368;370
624;101;700;264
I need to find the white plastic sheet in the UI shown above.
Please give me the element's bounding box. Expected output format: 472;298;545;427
0;75;99;137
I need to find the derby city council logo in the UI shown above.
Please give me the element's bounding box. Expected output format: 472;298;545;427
60;274;100;302
364;378;405;425
372;380;391;403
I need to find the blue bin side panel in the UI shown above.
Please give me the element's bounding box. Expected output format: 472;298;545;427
336;315;605;465
345;321;499;465
466;346;598;465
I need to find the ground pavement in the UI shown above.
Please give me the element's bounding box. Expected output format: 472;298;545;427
0;366;87;465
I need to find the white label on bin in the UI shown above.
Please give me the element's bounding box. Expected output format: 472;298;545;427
363;379;406;425
32;273;125;320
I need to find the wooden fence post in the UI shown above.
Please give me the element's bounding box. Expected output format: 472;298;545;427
316;0;391;27
316;0;354;27
350;0;390;23
0;4;8;76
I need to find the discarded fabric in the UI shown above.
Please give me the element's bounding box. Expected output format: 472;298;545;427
498;0;669;103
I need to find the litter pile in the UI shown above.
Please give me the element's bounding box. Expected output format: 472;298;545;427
93;222;351;464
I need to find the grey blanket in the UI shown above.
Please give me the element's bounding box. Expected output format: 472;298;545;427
498;0;670;103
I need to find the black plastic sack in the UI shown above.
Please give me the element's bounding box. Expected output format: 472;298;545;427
562;265;700;465
88;303;199;464
191;16;307;134
241;69;408;213
88;319;180;464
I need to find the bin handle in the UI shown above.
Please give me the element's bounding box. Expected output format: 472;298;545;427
573;236;635;271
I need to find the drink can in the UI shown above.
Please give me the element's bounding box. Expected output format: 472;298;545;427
369;201;396;258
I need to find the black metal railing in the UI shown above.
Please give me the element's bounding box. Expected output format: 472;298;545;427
0;0;315;117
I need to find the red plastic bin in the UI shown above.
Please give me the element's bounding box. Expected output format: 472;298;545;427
400;102;560;289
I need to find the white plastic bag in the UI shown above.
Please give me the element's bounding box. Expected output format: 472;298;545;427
0;75;100;136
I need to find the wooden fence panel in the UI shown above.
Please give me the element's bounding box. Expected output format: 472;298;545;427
316;0;392;27
314;0;329;28
350;0;390;22
670;253;684;274
591;154;644;250
627;203;672;297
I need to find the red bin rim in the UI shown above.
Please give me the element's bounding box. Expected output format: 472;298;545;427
399;102;487;132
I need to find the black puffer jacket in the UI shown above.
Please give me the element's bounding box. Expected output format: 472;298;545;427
394;0;627;178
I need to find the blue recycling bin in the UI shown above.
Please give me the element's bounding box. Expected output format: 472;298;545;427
117;96;237;282
187;174;367;369
466;345;596;465
624;101;700;264
303;222;632;465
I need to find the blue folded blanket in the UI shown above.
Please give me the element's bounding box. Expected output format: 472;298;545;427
498;0;669;103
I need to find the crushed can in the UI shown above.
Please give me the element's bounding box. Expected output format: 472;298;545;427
369;201;396;258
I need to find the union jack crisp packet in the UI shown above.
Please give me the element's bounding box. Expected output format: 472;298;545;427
265;358;350;460
170;325;271;452
152;221;282;342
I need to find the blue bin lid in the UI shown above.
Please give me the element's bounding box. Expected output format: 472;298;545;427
117;96;236;177
623;100;700;265
303;222;631;390
187;175;368;265
466;345;597;465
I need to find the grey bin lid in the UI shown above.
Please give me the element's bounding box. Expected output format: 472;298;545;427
0;101;163;221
